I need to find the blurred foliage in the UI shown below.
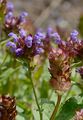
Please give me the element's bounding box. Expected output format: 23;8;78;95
56;97;83;120
78;15;83;37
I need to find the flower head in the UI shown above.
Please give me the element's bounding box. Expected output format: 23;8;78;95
15;48;23;56
0;95;17;120
6;41;16;52
5;11;17;30
34;31;45;46
70;30;79;42
25;35;33;48
49;48;71;92
36;47;44;54
6;2;14;12
19;11;28;23
8;32;18;42
4;5;28;32
52;32;61;44
19;29;26;38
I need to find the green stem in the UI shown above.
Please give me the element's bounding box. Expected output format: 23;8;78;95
58;84;74;113
0;37;12;45
50;94;62;120
0;54;8;68
26;62;42;120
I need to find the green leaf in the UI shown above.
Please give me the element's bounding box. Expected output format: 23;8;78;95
56;97;83;120
32;100;54;120
34;65;43;81
17;101;32;120
39;80;50;98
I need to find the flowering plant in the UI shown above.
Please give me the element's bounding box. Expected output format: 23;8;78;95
0;0;83;120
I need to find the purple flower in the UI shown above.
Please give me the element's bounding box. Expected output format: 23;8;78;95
6;2;14;11
70;30;79;42
15;48;23;56
25;35;33;48
19;12;28;23
47;27;53;37
52;32;61;44
19;29;26;38
5;12;13;21
36;47;44;54
36;32;45;39
34;32;45;45
6;41;16;52
8;32;18;42
20;12;28;17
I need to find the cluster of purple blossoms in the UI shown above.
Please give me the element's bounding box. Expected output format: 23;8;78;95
6;27;62;58
7;25;83;92
7;27;83;60
48;29;83;92
4;1;28;31
55;30;83;59
6;29;46;58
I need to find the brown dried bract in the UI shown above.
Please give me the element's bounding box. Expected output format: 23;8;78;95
49;48;71;92
0;95;17;120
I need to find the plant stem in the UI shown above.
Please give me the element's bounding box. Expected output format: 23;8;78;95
26;62;42;120
58;84;74;113
0;37;12;45
0;54;8;68
50;94;62;120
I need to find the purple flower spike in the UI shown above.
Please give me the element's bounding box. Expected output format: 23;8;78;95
36;47;44;54
25;35;32;48
19;29;26;38
15;48;23;56
19;11;28;23
6;41;16;52
70;30;79;42
8;32;18;42
6;2;14;12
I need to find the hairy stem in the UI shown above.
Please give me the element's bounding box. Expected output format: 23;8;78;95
26;62;42;120
50;94;62;120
